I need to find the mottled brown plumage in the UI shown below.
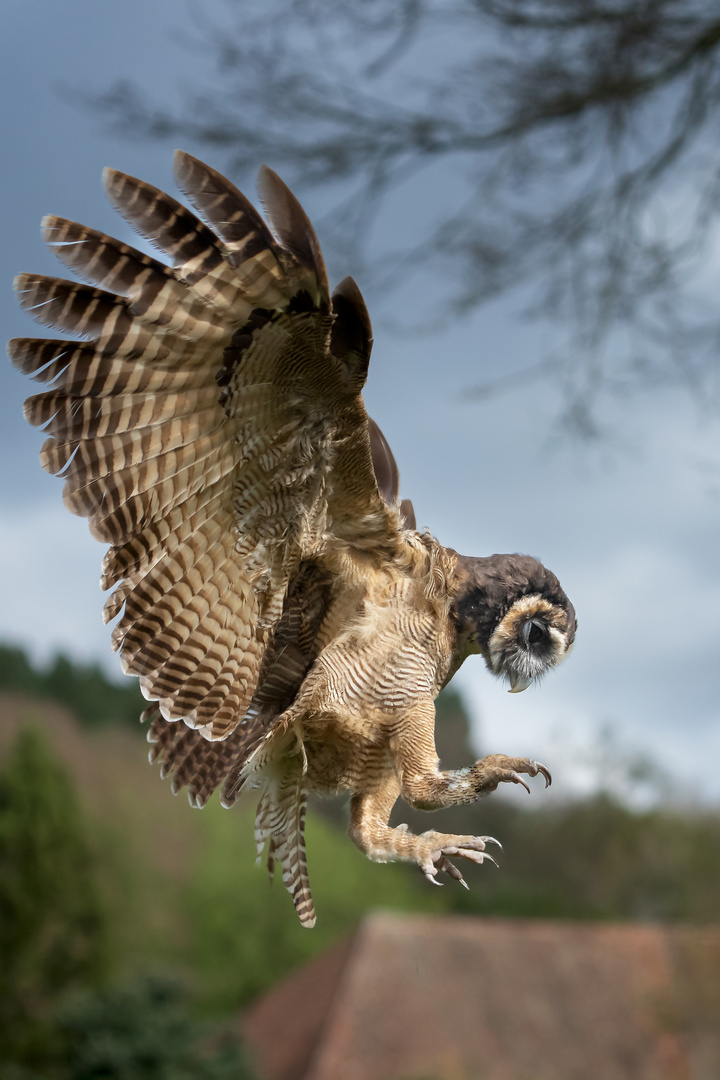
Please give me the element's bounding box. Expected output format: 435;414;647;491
10;153;576;926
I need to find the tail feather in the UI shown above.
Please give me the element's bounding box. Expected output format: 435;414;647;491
253;758;316;928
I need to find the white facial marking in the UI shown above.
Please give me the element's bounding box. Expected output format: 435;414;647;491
488;593;569;688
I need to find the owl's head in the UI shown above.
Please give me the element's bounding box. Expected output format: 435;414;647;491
451;553;576;692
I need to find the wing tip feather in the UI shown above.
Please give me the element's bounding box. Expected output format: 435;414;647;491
256;165;329;298
172;149;198;188
102;167;130;208
6;337;23;363
40;213;61;240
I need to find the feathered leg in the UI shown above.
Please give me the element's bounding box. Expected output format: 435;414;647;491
349;698;549;886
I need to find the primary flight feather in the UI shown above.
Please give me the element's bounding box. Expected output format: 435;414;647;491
10;152;576;926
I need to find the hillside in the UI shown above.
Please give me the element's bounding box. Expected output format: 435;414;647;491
0;691;442;1012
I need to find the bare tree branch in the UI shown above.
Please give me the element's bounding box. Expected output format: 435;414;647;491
72;0;720;423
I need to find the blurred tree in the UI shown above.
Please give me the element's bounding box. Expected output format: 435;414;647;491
181;800;443;1012
0;643;145;729
0;730;257;1080
426;792;720;921
0;727;107;1073
53;977;254;1080
433;687;478;768
0;645;36;696
86;0;720;430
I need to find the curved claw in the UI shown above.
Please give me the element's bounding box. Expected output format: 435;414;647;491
481;835;503;851
421;863;443;886
511;771;531;794
456;849;499;868
436;855;468;888
462;850;498;869
534;761;552;788
422;841;502;889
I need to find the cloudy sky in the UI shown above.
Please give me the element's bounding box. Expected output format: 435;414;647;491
2;1;719;804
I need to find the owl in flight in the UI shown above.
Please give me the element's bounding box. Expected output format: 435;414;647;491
10;153;576;926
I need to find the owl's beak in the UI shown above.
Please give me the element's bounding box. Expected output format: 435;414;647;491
508;674;532;693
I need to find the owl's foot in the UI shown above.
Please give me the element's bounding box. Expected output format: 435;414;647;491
397;751;552;810
472;754;551;795
349;796;504;886
416;831;501;888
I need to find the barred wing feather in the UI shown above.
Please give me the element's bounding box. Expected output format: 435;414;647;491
10;152;403;744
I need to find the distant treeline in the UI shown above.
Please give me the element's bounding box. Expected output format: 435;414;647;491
0;643;145;729
0;642;475;742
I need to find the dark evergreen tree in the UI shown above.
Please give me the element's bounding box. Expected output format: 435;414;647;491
0;728;107;1074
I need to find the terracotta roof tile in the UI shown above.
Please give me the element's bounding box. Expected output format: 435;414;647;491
244;913;720;1080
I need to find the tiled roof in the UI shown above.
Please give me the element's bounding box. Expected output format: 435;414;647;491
244;912;720;1080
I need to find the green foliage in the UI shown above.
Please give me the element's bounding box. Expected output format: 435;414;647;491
0;728;257;1080
397;687;720;923
2;639;720;1078
182;798;442;1013
433;688;477;769
52;977;253;1080
0;644;144;729
0;977;254;1080
420;794;720;922
0;728;107;1072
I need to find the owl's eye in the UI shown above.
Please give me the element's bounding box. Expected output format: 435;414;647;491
522;618;547;647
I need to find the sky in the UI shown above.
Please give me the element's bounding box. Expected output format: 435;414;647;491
1;0;719;805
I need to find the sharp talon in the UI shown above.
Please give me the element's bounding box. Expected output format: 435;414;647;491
459;877;469;890
484;853;499;869
422;864;441;885
535;761;552;787
479;835;503;851
439;855;465;883
512;772;531;794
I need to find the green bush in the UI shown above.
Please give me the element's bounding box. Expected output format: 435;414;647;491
53;977;254;1080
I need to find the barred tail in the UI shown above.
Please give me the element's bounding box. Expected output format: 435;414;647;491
253;757;316;928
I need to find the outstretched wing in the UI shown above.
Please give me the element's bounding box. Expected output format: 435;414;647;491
10;152;405;743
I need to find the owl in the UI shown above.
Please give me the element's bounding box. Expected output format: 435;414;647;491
10;153;576;925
